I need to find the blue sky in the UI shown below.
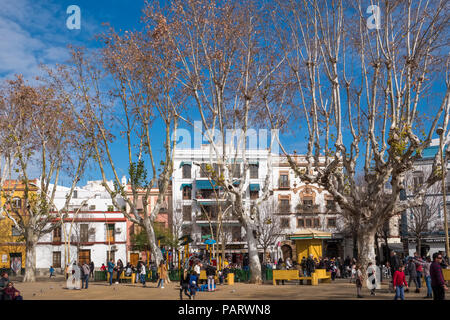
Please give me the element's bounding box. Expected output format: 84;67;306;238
0;0;447;187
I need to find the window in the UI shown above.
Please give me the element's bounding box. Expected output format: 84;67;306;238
303;198;313;206
327;218;337;228
413;171;424;192
106;224;115;243
305;219;312;227
279;199;290;213
250;190;259;200
107;205;114;211
200;163;209;177
280;218;290;229
89;205;96;210
11;226;21;236
182;205;192;221
53;227;61;242
80;224;89;242
249;164;258;179
314;218;320;227
182;186;192;200
232;226;242;242
73;190;78;199
326;200;335;209
181;224;192;236
11;198;21;209
297;219;305;228
231;164;241;178
182;164;192;179
52;251;61;268
279;174;289;189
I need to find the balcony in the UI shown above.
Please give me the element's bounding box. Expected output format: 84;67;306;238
278;180;290;189
296;204;320;213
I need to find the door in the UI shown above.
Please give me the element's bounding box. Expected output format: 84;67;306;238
78;249;91;265
10;253;22;275
130;253;139;266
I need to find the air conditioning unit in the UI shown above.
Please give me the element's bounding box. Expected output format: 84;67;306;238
115;227;122;234
88;228;96;234
111;245;117;251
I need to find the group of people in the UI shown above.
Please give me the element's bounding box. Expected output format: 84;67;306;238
271;255;342;281
389;250;448;300
179;261;220;300
0;272;23;300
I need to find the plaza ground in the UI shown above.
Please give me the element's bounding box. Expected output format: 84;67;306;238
11;277;434;300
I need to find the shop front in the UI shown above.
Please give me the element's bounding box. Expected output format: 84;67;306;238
289;229;332;262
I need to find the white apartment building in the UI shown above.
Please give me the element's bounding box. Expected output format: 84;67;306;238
35;180;127;274
403;138;450;257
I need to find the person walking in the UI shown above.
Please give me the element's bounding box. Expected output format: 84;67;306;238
300;257;307;277
0;272;10;301
107;259;115;285
179;268;191;300
156;260;167;289
89;261;95;279
81;262;90;289
430;252;448;300
206;263;216;292
355;264;363;298
406;257;419;293
413;256;432;298
393;265;408;300
139;261;147;287
306;254;315;277
49;266;55;278
189;270;199;300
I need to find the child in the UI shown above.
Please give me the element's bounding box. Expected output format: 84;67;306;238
393;265;408;300
49;266;55;278
189;270;199;300
355;264;363;298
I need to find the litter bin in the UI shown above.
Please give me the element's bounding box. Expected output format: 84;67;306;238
227;273;234;285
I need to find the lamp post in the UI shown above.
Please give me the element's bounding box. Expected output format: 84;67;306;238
437;127;450;263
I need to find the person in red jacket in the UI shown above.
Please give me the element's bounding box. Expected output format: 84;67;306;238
393;265;408;300
3;282;23;300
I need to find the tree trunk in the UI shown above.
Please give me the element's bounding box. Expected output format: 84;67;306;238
243;219;262;284
23;236;37;282
357;226;377;287
352;230;358;259
143;219;163;266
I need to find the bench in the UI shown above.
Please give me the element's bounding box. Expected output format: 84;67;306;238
199;270;219;282
107;270;136;283
443;269;450;282
273;269;331;286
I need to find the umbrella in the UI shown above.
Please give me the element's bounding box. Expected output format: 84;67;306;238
204;239;217;245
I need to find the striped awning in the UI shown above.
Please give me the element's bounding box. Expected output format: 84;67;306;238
249;184;260;191
180;183;192;190
196;180;219;189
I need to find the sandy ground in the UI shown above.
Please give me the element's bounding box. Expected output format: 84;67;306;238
10;278;433;300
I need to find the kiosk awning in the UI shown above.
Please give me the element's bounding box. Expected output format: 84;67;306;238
289;229;332;240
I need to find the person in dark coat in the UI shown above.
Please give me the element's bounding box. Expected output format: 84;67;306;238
179;268;191;300
116;259;124;283
406;258;419;293
89;261;95;279
0;272;10;301
306;254;315;276
430;252;448;300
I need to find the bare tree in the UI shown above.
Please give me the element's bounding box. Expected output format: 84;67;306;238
255;199;282;264
269;0;450;280
0;75;90;282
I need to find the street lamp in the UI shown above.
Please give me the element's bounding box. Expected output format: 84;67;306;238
436;127;450;263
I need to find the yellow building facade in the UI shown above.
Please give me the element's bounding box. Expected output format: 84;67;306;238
0;180;38;271
289;229;332;262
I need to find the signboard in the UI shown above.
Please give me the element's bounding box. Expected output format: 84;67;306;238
1;254;7;263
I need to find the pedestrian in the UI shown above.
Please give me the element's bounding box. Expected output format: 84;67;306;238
194;261;201;277
206;263;216;292
3;282;23;300
107;259;115;285
430;252;448;300
306;254;315;277
64;264;69;280
355;264;363;298
116;259;124;283
367;262;377;296
125;262;133;277
49;265;55;278
393;265;408;300
156;260;167;289
179;268;191;300
350;264;356;283
89;261;95;279
189;270;199;300
301;256;307;276
406;257;419;293
81;262;90;289
139;261;147;287
413;256;432;298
